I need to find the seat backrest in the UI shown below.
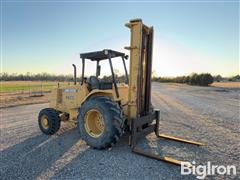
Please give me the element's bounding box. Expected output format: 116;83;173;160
87;76;100;90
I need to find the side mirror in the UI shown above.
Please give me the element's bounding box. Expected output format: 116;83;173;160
97;65;101;76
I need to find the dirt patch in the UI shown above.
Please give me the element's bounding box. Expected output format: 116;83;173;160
0;91;49;108
211;82;240;88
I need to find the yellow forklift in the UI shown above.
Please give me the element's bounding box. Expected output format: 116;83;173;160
38;19;202;165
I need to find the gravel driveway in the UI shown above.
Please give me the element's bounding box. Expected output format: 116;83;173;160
0;83;239;179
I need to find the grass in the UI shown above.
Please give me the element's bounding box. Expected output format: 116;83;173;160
0;81;69;92
211;82;240;88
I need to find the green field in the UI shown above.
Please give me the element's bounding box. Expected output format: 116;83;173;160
0;81;69;92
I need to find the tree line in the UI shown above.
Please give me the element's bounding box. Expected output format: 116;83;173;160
152;73;214;86
0;72;76;82
0;72;127;83
1;72;239;87
152;74;239;86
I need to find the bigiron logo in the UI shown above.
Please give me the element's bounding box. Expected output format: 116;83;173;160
181;161;237;179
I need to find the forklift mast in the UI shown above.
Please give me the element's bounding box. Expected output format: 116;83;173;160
125;19;203;165
125;19;154;120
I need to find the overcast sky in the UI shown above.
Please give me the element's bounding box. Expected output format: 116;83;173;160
1;0;239;77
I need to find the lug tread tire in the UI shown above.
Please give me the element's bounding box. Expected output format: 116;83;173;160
38;108;61;135
78;96;124;149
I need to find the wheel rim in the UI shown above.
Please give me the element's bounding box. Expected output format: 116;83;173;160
41;115;49;129
84;109;105;138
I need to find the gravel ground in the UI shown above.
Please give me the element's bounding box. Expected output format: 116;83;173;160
0;83;239;179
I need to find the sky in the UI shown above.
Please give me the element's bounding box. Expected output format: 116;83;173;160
1;0;239;77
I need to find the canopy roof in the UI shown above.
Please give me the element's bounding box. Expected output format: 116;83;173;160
80;49;126;61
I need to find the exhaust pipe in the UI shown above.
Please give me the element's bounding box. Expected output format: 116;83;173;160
72;64;77;85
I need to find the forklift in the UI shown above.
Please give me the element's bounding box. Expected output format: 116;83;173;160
38;19;203;165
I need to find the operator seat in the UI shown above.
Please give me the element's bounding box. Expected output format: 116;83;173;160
87;76;100;90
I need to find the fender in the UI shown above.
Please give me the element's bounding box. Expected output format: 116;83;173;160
80;89;113;106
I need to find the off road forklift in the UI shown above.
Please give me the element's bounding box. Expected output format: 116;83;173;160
38;19;202;165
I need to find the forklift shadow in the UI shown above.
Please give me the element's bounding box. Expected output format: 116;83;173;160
50;134;197;179
1;125;80;179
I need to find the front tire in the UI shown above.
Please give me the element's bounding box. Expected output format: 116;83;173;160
38;108;61;135
77;96;124;149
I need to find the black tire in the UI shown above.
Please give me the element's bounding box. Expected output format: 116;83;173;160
77;96;124;149
38;108;61;135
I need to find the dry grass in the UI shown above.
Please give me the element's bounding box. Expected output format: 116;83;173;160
0;81;70;108
0;81;69;92
211;82;240;88
0;94;49;108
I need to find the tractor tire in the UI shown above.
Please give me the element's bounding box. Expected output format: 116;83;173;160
38;108;61;135
77;96;124;149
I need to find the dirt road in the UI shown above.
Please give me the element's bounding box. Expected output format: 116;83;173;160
1;83;239;179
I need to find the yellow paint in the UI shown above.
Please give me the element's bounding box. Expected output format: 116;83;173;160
40;115;49;129
84;109;105;138
50;83;129;121
159;134;204;146
125;19;153;122
162;156;183;166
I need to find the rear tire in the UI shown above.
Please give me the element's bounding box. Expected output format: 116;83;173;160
77;96;124;149
38;108;61;135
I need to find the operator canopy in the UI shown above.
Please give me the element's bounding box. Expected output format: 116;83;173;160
80;49;127;61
